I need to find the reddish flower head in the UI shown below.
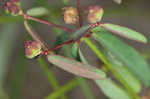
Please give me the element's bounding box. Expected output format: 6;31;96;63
24;41;42;59
86;5;104;24
2;0;21;15
62;7;79;24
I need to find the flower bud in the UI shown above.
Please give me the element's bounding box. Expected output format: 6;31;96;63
62;7;79;24
3;0;22;16
86;5;104;24
24;41;42;59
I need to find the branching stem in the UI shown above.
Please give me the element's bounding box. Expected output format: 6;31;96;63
24;21;49;50
74;22;102;41
49;40;74;52
22;13;74;32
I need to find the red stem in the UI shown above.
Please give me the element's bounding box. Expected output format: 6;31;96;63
41;22;101;55
49;40;74;52
74;22;101;41
41;40;74;56
24;21;49;50
22;14;74;32
77;0;83;27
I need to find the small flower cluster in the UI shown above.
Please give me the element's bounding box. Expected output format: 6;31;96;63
23;5;104;59
2;0;22;15
62;7;79;24
24;5;104;59
86;5;104;23
24;41;42;59
62;5;103;24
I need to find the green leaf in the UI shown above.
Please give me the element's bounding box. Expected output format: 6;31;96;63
78;48;106;79
78;48;89;64
103;50;141;93
0;24;18;99
0;24;18;88
10;47;27;99
27;7;49;17
96;79;131;99
92;28;150;86
76;77;95;99
55;33;69;45
71;43;79;59
112;0;122;4
71;25;90;40
101;23;147;43
79;48;131;99
57;37;95;99
47;54;105;80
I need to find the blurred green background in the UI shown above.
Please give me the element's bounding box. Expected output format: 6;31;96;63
0;0;150;99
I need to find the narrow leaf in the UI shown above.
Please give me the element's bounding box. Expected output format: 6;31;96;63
58;38;95;99
47;54;105;80
79;49;131;99
103;50;141;93
102;23;147;43
55;33;69;45
10;47;27;99
76;77;95;99
78;49;89;64
78;48;106;78
71;43;79;59
112;0;122;4
0;24;18;88
92;28;150;86
71;25;90;40
27;7;49;17
96;79;131;99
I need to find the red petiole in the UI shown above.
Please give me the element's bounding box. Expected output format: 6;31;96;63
41;22;101;56
22;13;74;32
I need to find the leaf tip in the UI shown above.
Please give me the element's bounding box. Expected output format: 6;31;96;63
113;0;122;4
